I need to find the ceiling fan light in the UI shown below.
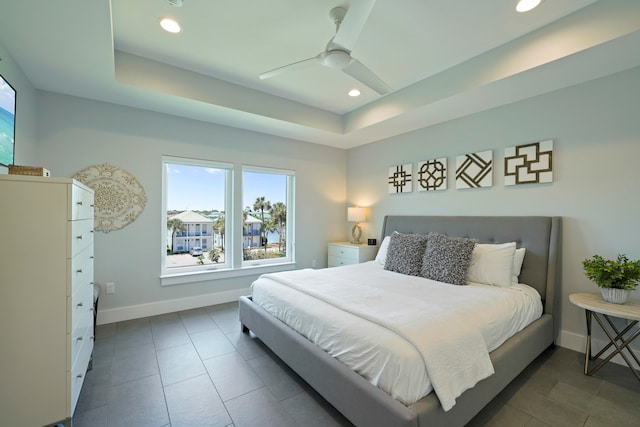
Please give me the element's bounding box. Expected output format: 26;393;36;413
160;18;181;33
516;0;542;13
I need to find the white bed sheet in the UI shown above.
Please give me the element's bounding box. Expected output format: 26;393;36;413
250;261;542;408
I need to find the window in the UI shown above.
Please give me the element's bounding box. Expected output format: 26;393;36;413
162;157;231;276
242;167;294;267
161;157;295;284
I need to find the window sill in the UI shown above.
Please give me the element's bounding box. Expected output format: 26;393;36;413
160;262;297;286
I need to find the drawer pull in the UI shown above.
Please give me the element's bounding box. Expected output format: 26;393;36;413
76;269;83;273
90;230;94;233
76;337;83;342
77;201;84;206
90;336;95;341
76;374;83;379
77;302;83;307
76;235;83;240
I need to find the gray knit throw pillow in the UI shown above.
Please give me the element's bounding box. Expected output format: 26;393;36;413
421;233;476;285
384;231;429;276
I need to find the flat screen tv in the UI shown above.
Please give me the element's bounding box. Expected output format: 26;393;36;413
0;73;16;167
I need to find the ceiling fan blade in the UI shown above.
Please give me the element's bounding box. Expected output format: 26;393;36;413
343;58;391;95
259;54;321;80
332;0;377;51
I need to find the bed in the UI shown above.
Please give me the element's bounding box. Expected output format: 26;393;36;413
239;215;561;426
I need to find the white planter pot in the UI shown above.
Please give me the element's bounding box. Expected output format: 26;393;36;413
600;288;630;304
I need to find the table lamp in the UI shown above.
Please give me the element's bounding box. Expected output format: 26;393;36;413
348;207;366;244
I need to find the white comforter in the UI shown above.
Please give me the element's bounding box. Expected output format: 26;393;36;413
251;261;542;411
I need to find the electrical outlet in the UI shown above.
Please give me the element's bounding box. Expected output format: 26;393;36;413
105;282;115;294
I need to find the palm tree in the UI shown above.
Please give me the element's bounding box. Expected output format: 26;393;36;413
270;202;286;253
213;214;225;251
167;217;186;252
242;208;253;260
253;196;271;253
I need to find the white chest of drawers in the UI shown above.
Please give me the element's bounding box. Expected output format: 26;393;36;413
0;174;95;427
327;242;378;267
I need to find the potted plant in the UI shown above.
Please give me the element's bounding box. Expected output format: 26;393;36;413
582;254;640;304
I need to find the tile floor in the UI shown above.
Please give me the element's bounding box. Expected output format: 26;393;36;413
72;302;640;427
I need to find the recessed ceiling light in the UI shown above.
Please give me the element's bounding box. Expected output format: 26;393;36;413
516;0;542;13
348;89;361;97
160;18;181;33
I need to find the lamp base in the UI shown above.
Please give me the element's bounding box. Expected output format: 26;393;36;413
351;223;362;244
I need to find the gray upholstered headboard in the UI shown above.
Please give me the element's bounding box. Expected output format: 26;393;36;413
381;216;561;316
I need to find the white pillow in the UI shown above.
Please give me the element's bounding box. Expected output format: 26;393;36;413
512;247;526;284
466;242;517;287
375;235;391;266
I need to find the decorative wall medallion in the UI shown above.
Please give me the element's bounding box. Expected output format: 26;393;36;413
456;150;493;189
418;158;447;191
504;140;553;185
74;163;147;233
388;164;412;193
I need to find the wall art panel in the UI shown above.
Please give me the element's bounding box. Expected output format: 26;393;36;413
388;163;412;193
456;150;493;189
504;140;553;185
417;158;447;191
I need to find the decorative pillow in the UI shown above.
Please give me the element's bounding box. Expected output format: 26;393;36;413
384;232;429;276
466;242;517;287
421;233;476;285
374;235;391;266
512;247;526;284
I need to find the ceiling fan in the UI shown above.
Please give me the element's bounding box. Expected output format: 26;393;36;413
259;1;392;95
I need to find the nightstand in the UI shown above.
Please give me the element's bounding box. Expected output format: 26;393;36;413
327;242;377;267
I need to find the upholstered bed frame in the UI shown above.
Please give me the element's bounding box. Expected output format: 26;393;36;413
239;216;561;426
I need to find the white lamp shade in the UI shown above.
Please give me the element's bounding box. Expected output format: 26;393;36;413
348;207;366;222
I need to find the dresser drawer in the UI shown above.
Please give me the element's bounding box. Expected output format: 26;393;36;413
69;245;94;294
68;219;94;257
71;278;94;329
71;185;94;220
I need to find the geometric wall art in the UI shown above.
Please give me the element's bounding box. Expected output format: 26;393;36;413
504;140;553;186
388;163;413;193
455;150;493;189
417;158;447;191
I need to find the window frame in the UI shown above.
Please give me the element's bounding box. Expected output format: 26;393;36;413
160;157;296;286
241;165;296;268
161;156;233;280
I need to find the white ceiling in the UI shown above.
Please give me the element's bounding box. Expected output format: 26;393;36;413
1;0;640;149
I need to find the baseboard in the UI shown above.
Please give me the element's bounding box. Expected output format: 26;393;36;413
96;288;251;325
558;329;640;368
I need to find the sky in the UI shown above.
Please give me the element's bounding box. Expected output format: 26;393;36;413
0;76;16;114
166;163;286;212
